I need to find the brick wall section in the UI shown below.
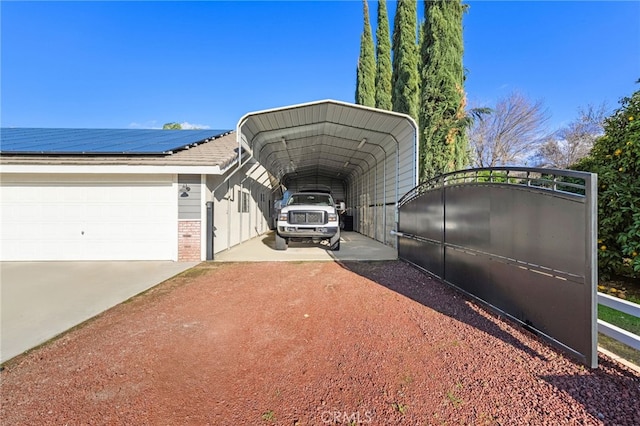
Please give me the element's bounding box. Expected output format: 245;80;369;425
178;220;201;262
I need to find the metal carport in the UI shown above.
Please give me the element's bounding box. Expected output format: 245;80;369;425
236;100;418;247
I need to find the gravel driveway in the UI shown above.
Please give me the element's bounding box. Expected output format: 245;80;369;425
1;261;638;425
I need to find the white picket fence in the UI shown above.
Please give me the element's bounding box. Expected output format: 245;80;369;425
597;292;640;351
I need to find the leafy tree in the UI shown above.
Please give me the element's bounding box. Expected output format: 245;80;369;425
419;0;467;182
573;88;640;279
417;19;424;116
535;104;606;168
391;0;419;121
374;0;392;110
355;0;376;107
467;91;550;167
163;122;182;130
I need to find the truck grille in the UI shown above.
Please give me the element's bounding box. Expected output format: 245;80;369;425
289;211;325;225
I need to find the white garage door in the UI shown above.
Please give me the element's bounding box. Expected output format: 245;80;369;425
0;174;177;261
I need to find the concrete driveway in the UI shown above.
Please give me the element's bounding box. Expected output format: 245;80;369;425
0;261;198;363
213;231;398;262
1;232;395;363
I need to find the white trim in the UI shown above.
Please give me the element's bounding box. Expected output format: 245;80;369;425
0;164;223;175
598;319;640;351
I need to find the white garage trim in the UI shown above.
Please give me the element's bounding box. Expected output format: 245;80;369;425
0;164;225;175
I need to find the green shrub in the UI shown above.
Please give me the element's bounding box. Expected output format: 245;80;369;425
473;170;520;184
573;88;640;279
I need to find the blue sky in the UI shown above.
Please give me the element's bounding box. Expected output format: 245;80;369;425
1;1;638;131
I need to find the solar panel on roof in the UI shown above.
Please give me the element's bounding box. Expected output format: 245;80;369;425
0;128;231;154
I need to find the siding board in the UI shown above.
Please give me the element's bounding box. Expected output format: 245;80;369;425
178;174;201;220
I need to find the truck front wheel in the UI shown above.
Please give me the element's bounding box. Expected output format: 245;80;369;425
275;233;288;251
329;233;340;251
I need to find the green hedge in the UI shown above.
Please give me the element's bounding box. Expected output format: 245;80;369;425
573;88;640;279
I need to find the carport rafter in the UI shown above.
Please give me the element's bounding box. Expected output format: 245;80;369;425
261;136;376;180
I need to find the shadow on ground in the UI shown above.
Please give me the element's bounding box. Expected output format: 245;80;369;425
338;260;640;424
260;232;335;251
338;260;547;361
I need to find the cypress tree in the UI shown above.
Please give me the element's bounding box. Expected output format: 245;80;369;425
355;0;376;107
419;0;468;182
374;0;392;110
417;18;425;127
391;0;419;121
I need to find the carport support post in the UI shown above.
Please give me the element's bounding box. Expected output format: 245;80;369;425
206;201;214;260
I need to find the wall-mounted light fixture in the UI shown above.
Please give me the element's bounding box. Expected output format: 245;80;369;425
357;138;367;149
180;184;191;197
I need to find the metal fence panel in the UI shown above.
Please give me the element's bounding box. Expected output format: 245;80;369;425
445;246;590;354
397;187;444;277
445;184;586;280
399;188;443;241
397;167;597;367
398;238;443;278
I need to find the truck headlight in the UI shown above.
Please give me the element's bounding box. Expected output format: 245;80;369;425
328;213;338;222
279;213;288;221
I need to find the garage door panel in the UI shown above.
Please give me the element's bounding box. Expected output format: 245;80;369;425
89;221;174;240
1;177;177;261
3;238;81;261
40;222;83;239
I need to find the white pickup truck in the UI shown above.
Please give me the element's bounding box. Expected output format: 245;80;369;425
275;192;341;251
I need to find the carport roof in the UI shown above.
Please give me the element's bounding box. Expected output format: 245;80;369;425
237;99;418;183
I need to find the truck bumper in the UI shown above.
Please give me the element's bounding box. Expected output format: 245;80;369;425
277;225;339;239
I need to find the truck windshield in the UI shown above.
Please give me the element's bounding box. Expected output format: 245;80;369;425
287;194;332;206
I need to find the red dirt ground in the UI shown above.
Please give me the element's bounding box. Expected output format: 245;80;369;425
1;261;639;425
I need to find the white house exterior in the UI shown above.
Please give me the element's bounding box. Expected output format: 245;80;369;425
0;130;276;261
